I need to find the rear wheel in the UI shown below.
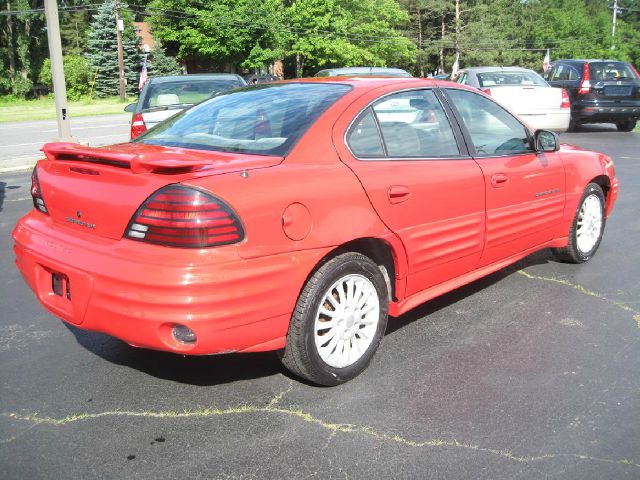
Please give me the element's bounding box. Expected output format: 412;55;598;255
567;114;580;132
616;120;637;132
279;252;389;386
552;183;606;263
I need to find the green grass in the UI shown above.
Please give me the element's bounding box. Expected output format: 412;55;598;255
0;96;137;123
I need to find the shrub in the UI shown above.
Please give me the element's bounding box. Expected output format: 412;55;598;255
40;55;90;100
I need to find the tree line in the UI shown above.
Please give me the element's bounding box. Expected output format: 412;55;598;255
1;0;639;98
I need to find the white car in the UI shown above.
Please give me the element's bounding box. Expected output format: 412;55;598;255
456;66;570;132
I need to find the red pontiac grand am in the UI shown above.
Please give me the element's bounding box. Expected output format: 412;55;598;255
13;78;619;385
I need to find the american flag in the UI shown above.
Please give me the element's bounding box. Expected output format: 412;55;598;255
138;54;148;91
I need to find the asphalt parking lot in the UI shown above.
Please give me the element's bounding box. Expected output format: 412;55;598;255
1;125;639;479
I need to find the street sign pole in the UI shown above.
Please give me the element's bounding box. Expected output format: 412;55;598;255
44;0;74;141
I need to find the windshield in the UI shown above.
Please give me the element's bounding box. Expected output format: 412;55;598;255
477;71;548;87
141;79;244;111
589;62;639;81
135;83;351;156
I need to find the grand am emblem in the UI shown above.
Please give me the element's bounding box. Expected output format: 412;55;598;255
65;216;96;229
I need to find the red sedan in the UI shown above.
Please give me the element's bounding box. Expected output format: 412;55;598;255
13;78;619;385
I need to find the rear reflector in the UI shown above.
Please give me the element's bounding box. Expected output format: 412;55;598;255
31;167;49;215
481;88;492;96
130;113;147;139
125;185;244;248
561;88;570;109
578;63;591;95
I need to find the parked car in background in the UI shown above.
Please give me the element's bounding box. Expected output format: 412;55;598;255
456;66;570;132
244;74;278;84
315;67;412;77
545;59;640;131
15;78;618;386
125;74;247;139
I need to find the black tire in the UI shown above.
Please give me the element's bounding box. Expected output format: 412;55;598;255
616;120;636;132
279;252;389;386
567;114;580;132
552;183;606;264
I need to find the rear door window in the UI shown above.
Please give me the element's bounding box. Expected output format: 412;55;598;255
346;108;385;157
371;90;460;158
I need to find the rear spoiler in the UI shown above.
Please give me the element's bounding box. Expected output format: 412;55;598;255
41;142;213;174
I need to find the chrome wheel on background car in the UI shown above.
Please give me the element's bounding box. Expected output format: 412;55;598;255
279;252;389;386
552;183;606;264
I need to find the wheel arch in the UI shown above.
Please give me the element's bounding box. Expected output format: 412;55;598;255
589;174;610;198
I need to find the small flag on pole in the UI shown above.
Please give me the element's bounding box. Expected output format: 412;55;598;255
542;49;551;73
451;52;460;79
138;54;148;91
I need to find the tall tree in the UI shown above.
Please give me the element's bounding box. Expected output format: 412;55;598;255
86;0;142;97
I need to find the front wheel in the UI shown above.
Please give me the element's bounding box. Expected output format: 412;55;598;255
616;120;636;132
552;183;606;263
279;252;389;386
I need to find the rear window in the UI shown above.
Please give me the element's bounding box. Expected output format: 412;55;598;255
135;83;351;156
141;79;244;110
589;62;639;81
477;71;547;87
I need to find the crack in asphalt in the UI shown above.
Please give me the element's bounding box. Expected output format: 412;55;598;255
517;270;640;328
1;381;639;470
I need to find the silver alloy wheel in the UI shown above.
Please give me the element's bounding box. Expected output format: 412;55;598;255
576;193;603;254
314;274;380;368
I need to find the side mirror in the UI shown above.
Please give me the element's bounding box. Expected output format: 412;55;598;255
124;103;137;113
535;130;559;152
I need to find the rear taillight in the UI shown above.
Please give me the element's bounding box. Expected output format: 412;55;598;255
130;113;147;139
125;185;244;248
561;88;570;109
578;63;591;95
630;63;640;79
31;168;48;215
481;88;492;95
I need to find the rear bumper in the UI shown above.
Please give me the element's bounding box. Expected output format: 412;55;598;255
520;111;570;132
573;103;640;123
13;211;329;355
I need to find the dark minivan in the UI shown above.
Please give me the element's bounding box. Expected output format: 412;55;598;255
545;59;640;131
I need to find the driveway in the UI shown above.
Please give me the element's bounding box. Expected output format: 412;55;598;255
0;127;639;479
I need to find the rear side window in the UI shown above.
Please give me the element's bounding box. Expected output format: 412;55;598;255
372;90;460;158
589;62;639;81
347;108;385;157
550;64;580;81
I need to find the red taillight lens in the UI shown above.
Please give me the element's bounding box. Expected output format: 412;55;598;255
125;185;244;248
31;168;48;215
130;113;147;139
630;63;640;79
561;88;570;109
578;63;591;95
481;88;492;95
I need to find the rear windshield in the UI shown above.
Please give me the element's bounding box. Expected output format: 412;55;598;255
135;83;351;156
141;79;244;111
589;62;639;81
477;71;548;87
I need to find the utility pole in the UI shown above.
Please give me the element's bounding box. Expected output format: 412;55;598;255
44;0;73;140
611;0;618;50
115;0;126;101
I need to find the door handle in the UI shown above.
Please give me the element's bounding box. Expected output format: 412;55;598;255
388;185;411;204
491;174;509;188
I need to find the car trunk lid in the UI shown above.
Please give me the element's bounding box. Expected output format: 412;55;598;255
488;86;564;113
37;142;282;240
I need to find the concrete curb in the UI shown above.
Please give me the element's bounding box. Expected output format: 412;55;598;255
0;155;42;173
